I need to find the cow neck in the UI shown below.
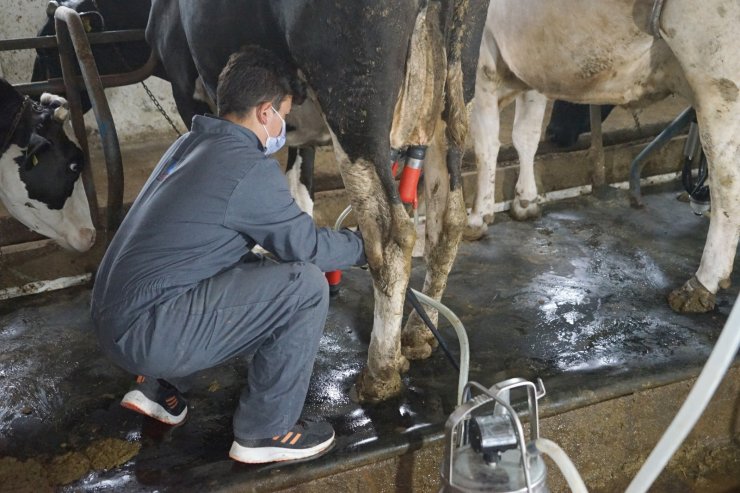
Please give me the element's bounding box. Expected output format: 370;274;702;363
1;96;30;155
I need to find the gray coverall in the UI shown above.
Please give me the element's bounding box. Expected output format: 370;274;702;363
90;115;366;440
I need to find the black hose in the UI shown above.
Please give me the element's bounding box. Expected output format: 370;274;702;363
405;288;460;371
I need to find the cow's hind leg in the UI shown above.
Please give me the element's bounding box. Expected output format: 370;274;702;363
330;136;416;402
402;122;466;360
510;91;548;221
667;99;740;312
662;1;740;312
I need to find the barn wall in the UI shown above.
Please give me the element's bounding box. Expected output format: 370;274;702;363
0;0;186;145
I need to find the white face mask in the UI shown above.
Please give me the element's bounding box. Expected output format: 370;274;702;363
262;106;286;156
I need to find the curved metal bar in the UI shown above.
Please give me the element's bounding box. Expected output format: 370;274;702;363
629;106;694;208
14;51;158;97
55;6;124;234
589;105;606;189
0;29;146;51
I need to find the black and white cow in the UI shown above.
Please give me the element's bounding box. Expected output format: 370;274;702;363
34;0;325;212
0;78;94;252
146;0;488;401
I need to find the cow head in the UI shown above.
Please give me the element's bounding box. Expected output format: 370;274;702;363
0;78;95;252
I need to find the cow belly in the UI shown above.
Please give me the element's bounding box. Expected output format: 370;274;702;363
487;0;686;105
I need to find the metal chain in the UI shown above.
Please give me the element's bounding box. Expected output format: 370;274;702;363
98;16;183;138
139;79;182;137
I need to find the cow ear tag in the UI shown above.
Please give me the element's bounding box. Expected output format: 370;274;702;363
25;150;38;167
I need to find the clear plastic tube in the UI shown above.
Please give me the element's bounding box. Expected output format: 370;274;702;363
534;438;588;493
409;288;469;406
626;293;740;493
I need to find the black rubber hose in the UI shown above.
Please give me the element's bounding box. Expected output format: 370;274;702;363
405;288;460;371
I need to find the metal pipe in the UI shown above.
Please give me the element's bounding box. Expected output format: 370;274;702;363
13;51;158;96
629;106;695;208
55;6;124;234
54;13;100;231
589;104;606;189
0;29;145;51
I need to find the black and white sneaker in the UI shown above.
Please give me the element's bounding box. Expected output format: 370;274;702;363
120;376;188;426
229;420;335;464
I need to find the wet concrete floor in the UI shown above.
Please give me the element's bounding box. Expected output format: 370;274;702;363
0;184;738;491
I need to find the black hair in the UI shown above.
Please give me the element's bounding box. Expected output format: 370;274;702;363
216;45;306;118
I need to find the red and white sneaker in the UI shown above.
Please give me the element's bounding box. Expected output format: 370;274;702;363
120;376;188;426
229;419;335;464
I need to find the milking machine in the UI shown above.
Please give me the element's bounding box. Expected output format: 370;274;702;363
441;377;590;493
326;147;739;492
324;145;427;294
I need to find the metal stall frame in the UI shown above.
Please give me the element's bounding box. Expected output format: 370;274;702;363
0;8;157;239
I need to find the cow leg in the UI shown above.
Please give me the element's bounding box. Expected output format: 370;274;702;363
667;97;740;312
330;135;416;402
662;1;740;313
286;147;315;216
465;81;501;241
511;91;548;221
402;122;466;360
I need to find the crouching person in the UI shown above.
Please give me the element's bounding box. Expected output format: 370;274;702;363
90;46;366;464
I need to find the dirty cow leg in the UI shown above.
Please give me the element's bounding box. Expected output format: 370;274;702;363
402;122;466;360
511;90;548;221
331;134;415;402
668;101;740;312
662;1;740;313
466;81;501;240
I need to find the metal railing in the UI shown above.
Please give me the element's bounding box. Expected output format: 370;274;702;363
0;10;157;238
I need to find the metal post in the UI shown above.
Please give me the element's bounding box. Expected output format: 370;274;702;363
53;14;100;231
589;104;606;192
629;106;695;208
55;6;124;235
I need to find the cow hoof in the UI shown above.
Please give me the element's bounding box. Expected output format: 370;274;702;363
510;198;541;221
402;319;438;361
355;367;403;403
464;216;488;241
463;224;487;241
668;276;716;313
482;213;495;225
402;337;434;361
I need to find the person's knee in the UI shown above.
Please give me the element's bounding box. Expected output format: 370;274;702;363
291;262;329;302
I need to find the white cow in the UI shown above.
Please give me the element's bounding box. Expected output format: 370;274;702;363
467;0;739;313
1;78;95;252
